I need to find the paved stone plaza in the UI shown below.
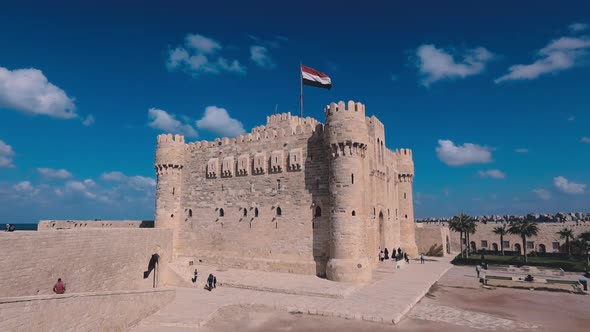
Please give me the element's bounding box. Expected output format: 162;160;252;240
131;256;452;331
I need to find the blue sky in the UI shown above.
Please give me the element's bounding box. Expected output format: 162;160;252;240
0;0;589;222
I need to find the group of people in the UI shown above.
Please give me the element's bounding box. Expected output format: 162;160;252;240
378;247;414;264
191;269;218;291
4;224;15;232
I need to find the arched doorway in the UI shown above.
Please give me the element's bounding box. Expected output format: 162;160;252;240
514;243;522;254
379;211;385;250
538;244;546;253
470;241;476;251
492;243;499;251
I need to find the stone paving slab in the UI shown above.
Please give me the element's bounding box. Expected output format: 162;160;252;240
131;256;453;331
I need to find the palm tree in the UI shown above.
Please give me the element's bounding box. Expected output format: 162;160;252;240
578;231;590;268
508;219;539;263
450;213;471;258
557;228;575;256
465;219;477;257
493;224;508;256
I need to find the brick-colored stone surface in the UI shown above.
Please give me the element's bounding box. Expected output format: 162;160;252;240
0;288;174;332
0;229;172;297
153;101;419;282
415;224;451;256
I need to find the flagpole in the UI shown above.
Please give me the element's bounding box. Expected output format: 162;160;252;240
300;62;304;118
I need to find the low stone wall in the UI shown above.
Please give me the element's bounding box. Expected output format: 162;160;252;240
0;229;171;297
0;288;175;331
415;224;450;256
38;219;154;230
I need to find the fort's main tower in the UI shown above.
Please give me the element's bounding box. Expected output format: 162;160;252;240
154;134;185;253
395;148;418;256
324;101;372;282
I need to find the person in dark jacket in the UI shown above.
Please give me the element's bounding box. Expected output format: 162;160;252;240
206;274;214;291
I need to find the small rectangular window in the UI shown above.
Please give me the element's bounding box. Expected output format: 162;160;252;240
481;240;488;248
552;242;560;249
527;241;534;249
503;241;510;248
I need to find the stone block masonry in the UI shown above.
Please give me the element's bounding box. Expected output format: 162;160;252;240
0;288;174;332
0;229;172;298
154;100;420;282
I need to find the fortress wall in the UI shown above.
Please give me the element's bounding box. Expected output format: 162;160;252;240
37;219;154;230
0;229;172;298
177;127;331;275
415;224;450;256
424;222;590;253
0;288;174;332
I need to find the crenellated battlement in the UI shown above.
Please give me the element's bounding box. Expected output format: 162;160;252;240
324;100;366;118
157;133;185;144
393;148;413;158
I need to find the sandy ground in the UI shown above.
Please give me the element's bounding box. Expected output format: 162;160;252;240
201;266;590;332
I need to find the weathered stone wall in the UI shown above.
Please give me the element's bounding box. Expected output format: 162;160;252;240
415;224;450;256
0;229;172;298
0;288;174;331
425;222;590;254
154;103;418;280
37;219;153;230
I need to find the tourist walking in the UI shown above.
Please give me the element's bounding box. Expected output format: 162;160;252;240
206;274;214;291
53;278;66;294
379;250;384;262
384;248;389;260
191;269;198;283
420;254;425;264
213;275;217;288
476;265;481;278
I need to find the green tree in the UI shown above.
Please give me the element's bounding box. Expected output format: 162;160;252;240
508;219;539;263
450;213;471;258
578;231;590;268
557;228;575;256
492;224;508;256
465;219;477;257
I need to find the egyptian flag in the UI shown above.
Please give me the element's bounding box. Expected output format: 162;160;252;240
301;65;332;90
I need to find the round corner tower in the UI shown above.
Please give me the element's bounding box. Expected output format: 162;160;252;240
324;100;372;282
395;148;418;256
154;133;186;254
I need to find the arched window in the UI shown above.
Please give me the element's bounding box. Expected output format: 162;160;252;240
243;208;247;217
404;192;407;199
255;208;259;217
219;208;224;217
188;209;192;218
314;206;321;217
352;210;356;216
351;173;354;184
276;206;282;216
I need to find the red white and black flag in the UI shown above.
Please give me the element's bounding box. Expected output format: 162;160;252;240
301;64;332;90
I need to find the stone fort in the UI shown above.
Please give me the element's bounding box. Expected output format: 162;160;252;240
154;100;419;282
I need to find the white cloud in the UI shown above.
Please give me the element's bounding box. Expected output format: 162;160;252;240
37;167;72;180
533;189;551;200
581;137;590;143
478;169;506;179
65;180;105;201
553;176;586;194
569;23;589;33
148;108;198;137
515;148;529;153
167;33;246;76
14;181;34;193
101;171;156;190
495;34;590;82
196;106;246;137
415;44;494;86
82;114;95;126
250;46;275;68
0;140;15;168
435;139;493;166
0;66;76;119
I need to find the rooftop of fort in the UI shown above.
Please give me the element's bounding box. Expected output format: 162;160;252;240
155;100;414;160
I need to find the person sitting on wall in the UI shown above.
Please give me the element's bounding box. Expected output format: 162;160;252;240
397;247;402;257
8;224;15;232
379;250;384;262
404;253;410;263
384;248;390;260
191;269;198;283
524;274;534;282
53;278;66;294
5;224;10;232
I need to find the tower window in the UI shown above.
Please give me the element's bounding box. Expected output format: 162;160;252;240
314;206;322;217
172;187;175;195
404;192;407;199
255;208;259;217
276;206;282;216
188;209;192;218
277;179;281;190
405;214;408;219
373;207;376;216
243;208;247;217
351;173;354;184
352;210;356;216
219;208;224;217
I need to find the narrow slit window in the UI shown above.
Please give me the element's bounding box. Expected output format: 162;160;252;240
219;208;224;217
352;210;356;216
315;206;321;217
255;208;259;217
351;173;354;184
243;208;247;217
276;207;282;216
